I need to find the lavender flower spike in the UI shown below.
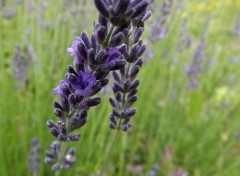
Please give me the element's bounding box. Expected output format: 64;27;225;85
29;138;40;174
108;5;152;131
45;0;152;173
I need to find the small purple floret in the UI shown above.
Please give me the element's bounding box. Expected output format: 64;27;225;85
71;71;96;96
105;47;121;63
53;80;68;98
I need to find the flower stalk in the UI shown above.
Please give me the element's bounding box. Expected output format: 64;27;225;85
45;1;152;175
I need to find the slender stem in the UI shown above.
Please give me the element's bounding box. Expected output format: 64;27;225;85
54;118;70;176
98;129;120;176
103;25;114;48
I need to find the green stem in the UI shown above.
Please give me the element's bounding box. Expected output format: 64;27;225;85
54;118;70;176
98;129;120;176
54;142;68;176
103;25;114;48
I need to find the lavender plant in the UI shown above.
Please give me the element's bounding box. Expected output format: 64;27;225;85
185;16;211;90
148;0;173;43
234;15;240;37
13;45;28;88
29;138;40;176
45;0;151;175
177;17;192;52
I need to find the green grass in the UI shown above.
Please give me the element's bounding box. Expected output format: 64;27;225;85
1;0;240;176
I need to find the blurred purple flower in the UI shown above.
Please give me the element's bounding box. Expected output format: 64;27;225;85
178;17;192;52
186;16;210;90
148;0;173;42
234;16;240;37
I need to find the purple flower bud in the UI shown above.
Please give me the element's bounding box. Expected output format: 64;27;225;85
111;60;126;70
122;124;129;131
123;116;131;125
53;102;64;111
78;109;88;119
95;26;107;44
137;45;146;57
128;45;139;63
115;92;122;102
50;127;60;137
122;109;136;118
60;84;71;98
142;11;152;22
61;97;70;113
94;0;109;18
98;14;108;27
68;94;77;105
78;42;88;61
67;65;78;76
54;108;64;118
110;122;117;129
109;114;118;125
126;95;138;107
127;88;138;99
133;58;143;68
112;71;121;83
112;109;121;118
100;79;109;87
91;34;98;51
109;97;118;108
58;133;68;141
131;1;149;18
112;82;123;92
129;80;140;90
69;134;81;141
123;80;131;91
45;151;54;158
133;27;144;43
68;147;76;155
114;0;130;16
81;32;91;49
110;32;124;47
130;66;140;79
87;48;96;65
86;97;101;107
96;49;109;64
47;120;58;129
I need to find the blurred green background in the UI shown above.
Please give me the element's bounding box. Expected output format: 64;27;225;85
1;0;240;175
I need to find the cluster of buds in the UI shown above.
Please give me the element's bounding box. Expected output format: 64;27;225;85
94;0;149;26
109;24;149;131
45;141;76;171
45;0;152;172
